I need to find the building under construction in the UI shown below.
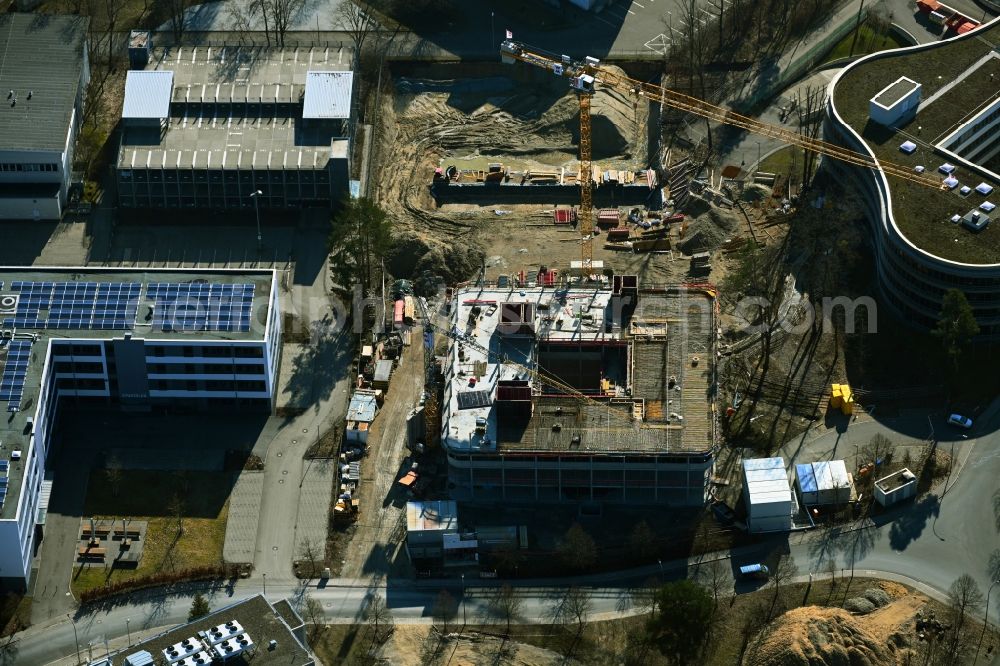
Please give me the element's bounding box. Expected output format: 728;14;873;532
441;275;717;505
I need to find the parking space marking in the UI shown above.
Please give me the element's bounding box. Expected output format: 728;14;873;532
644;33;671;55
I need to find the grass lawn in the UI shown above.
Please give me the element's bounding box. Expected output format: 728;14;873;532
822;25;910;64
759;145;809;178
71;470;232;597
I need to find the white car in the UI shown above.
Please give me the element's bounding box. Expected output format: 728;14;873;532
947;413;973;429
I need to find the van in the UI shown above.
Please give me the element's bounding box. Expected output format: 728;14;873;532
739;563;770;580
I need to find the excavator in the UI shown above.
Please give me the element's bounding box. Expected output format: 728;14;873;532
499;40;944;273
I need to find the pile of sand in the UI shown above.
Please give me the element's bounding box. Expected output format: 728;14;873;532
744;606;902;666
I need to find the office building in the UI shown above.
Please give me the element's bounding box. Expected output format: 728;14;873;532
117;38;354;210
0;14;89;220
0;267;280;587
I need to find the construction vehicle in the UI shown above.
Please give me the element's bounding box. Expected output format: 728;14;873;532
499;41;944;272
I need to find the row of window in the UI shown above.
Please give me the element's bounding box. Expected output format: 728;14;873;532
149;379;266;392
148;345;264;359
0;163;59;173
447;452;713;465
147;363;265;375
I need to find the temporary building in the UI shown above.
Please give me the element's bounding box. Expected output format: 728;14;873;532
796;460;852;505
742;457;792;533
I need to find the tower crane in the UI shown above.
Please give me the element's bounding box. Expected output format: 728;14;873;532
500;40;944;268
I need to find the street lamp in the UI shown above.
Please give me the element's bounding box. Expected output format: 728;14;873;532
262;572;267;596
126;617;131;646
249;190;263;253
755;141;762;172
461;574;467;628
67;613;81;665
975;579;1000;664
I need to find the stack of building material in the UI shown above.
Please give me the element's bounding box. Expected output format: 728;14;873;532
831;384;854;414
597;209;620;229
553;206;576;225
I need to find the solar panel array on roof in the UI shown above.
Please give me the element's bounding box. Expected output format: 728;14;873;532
457;390;491;409
147;283;254;332
0;459;7;508
4;281;141;330
0;340;31;411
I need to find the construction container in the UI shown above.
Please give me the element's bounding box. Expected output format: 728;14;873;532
393;299;405;329
553;207;576;225
830;384;843;408
874;468;917;507
607;227;630;242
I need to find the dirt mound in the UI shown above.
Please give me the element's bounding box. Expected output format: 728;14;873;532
387;232;485;286
678;208;740;254
744;606;901;666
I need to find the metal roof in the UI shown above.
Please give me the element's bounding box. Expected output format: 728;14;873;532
122;71;174;119
0;14;89;152
347;392;377;423
406;500;458;533
743;457;791;506
796;460;850;493
302;71;353;119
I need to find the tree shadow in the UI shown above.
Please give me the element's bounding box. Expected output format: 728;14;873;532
281;323;354;412
888;494;940;550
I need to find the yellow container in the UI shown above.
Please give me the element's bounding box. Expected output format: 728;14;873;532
841;396;854;415
831;384;843;408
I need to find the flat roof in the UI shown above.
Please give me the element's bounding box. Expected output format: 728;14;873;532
832;21;1000;264
122;71;174;119
744;458;791;505
118;45;353;171
303;71;353;119
441;285;715;455
796;460;849;492
347;391;377;423
0;267;274;522
407;500;458;532
0;14;89;152
871;76;919;109
106;595;312;666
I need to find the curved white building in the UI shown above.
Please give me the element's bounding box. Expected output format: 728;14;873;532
825;19;1000;336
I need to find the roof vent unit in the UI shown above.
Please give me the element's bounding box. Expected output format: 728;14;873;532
10;450;21;460
0;295;18;314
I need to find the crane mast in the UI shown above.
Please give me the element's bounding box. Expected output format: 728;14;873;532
500;40;943;191
578;92;594;271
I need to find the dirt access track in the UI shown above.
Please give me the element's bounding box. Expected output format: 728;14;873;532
369;61;734;286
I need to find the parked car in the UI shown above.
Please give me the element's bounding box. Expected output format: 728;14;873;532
947;413;973;429
739;563;770;580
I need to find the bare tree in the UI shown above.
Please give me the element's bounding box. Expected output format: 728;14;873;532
337;1;379;68
299;538;320;578
167;494;185;535
627;520;659;561
795;85;825;189
561;586;592;640
698;558;729;606
431;589;457;634
948;574;985;642
302;594;324;640
167;0;191;41
768;554;797;618
557;523;598;572
104;453;123;498
259;0;305;47
364;593;394;645
489;584;523;636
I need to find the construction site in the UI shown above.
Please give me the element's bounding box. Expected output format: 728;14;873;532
438;278;717;505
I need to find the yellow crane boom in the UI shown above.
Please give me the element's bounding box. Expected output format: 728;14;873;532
500;40;943;191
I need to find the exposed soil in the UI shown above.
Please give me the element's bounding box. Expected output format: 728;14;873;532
744;586;930;666
370;65;708;286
